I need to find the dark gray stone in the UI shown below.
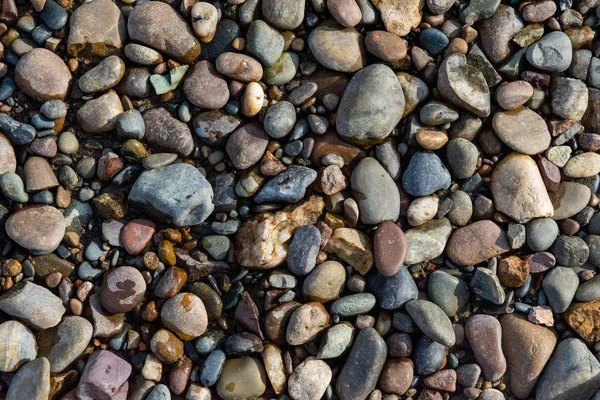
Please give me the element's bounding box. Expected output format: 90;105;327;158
369;268;418;310
402;151;451;196
255;165;317;203
287;225;321;276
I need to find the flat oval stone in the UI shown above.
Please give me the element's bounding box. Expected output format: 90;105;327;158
437;53;490;118
500;314;557;399
0;320;37;372
526;218;559;252
491;153;554;223
303;260;345;302
428;270;469;317
374;221;407;276
124;43;163;65
406;299;455;346
365;30;407;63
0;133;16;174
446;220;510;266
336;64;404;146
6;206;65;254
536;338;600;400
215;52;263;82
465;314;506;381
351;157;400;225
526;31;573;73
127;1;200;63
563;152;600;178
331;293;376;317
183;61;229;109
216;357;266;400
496;80;533;110
246;20;284;67
492;108;551;154
255;165;317;204
336;327;386;400
143;107;194;156
100;266;146;314
37;316;93;373
78;55;125;94
161;293;208;341
369;268;418;310
308;22;365;73
549;181;591;220
0;281;65;329
15;48;71;102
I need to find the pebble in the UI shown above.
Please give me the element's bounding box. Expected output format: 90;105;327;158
6;357;50;400
374;221;407;276
161;293;208;340
563;152;600;178
351;157;400;225
337;64;403;146
0;320;37;372
67;0;126;57
536;338;600;400
365;31;407;63
191;2;218;43
542;266;579;313
77;350;131;400
406;300;455;346
526;31;573;72
286;302;330;344
325;227;374;274
15;48;71;102
288;359;332;400
526;218;559;252
576;275;600;301
491;153;554;223
372;0;423;37
404;218;452;265
428;270;469;317
226;122;269;170
287;224;321;275
37;316;93;373
79;56;125;93
183;61;229;110
246;20;284;67
550;235;589;268
255;165;317;203
100;266;146;313
492;108;551;155
336;327;387;400
470;267;506;304
262;0;305;29
216;357;266;400
77;90;124;133
402;152;451;196
264;101;297;139
127;1;200;63
6;206;65;254
124;43;163;65
369;268;418;310
549;182;591;220
317;323;354;359
465;314;506;381
129;163;214;227
437;53;490;117
303;260;345;302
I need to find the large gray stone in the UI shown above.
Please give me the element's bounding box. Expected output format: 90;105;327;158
129;163;214;226
6;358;50;400
336;64;404;146
536;339;600;400
0;281;65;329
351;157;400;225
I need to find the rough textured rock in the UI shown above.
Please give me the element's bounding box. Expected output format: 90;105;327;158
236;196;325;269
15;48;71;102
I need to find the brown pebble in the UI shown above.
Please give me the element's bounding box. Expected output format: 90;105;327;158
374;221;407;277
